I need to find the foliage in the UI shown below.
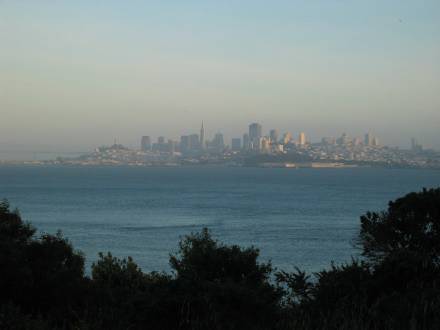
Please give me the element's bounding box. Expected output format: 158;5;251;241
359;187;440;262
0;200;86;328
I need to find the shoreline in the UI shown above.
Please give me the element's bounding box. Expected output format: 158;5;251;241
0;161;439;170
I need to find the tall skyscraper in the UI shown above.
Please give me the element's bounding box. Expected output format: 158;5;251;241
141;136;151;151
200;121;205;149
231;138;241;151
337;133;350;145
180;135;190;153
189;134;200;150
243;133;250;150
411;138;417;150
299;132;306;146
282;132;292;145
269;129;279;144
168;139;176;153
261;137;271;153
212;133;225;150
249;123;262;141
411;138;422;151
364;133;372;146
249;123;262;150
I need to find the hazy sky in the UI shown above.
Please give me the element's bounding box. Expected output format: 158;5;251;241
1;0;439;151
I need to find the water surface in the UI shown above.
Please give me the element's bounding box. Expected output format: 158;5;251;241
1;166;439;273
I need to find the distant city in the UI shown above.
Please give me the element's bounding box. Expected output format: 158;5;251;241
1;122;439;169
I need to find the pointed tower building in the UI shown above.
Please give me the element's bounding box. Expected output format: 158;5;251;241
200;121;205;149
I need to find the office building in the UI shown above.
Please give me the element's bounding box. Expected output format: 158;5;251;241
261;137;271;153
243;133;250;150
212;133;225;150
180;135;191;153
231;138;241;151
337;133;350;146
141;136;151;151
200;121;205;149
249;123;262;150
299;132;306;146
282;132;292;145
364;133;372;146
270;129;279;144
189;134;200;151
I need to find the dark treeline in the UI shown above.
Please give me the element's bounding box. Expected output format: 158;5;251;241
1;188;440;329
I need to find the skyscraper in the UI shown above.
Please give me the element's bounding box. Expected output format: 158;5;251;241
231;138;241;151
269;129;279;144
141;136;151;151
364;133;372;146
282;132;292;145
212;133;225;150
180;135;190;153
299;132;306;146
411;138;422;151
261;137;271;153
411;138;417;150
243;133;250;150
168;139;176;153
249;123;262;150
337;133;349;145
249;123;262;141
189;134;200;150
200;121;205;149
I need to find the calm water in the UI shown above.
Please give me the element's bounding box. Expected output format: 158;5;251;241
1;166;439;274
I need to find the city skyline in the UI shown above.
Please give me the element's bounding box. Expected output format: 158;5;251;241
4;119;435;169
1;1;439;152
139;121;385;151
0;120;433;153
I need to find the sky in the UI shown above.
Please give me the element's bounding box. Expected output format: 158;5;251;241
0;0;439;152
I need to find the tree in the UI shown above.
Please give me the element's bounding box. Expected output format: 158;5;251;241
359;188;440;262
169;228;281;330
0;199;86;327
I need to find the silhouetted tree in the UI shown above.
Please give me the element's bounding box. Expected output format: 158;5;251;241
359;187;440;262
0;199;86;328
277;188;440;330
168;228;281;330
